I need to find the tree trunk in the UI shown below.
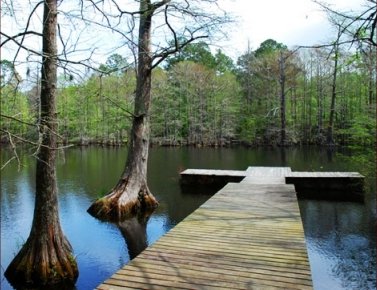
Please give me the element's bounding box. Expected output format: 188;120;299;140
5;0;78;287
316;64;324;143
279;51;287;146
327;41;339;146
87;0;158;221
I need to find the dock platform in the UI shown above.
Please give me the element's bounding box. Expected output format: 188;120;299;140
97;167;317;289
180;166;364;200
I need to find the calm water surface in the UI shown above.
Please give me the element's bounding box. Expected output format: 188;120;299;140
1;146;376;289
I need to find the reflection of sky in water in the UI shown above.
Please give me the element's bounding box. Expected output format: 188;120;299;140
147;214;172;245
308;235;376;290
1;174;174;290
1;173;34;276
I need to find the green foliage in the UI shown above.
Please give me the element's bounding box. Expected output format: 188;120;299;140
1;39;375;148
254;39;288;57
214;49;235;73
99;53;129;75
336;147;376;178
0;85;35;141
56;70;135;144
151;61;240;145
344;115;375;145
165;41;217;70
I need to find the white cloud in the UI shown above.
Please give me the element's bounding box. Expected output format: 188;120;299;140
217;0;366;57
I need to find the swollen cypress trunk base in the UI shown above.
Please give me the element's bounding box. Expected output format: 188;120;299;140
5;226;78;288
87;178;158;221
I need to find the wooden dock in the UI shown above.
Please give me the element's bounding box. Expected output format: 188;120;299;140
97;167;314;289
180;166;365;200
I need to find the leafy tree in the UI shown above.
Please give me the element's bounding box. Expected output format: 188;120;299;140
57;69;136;145
237;39;295;145
151;60;240;146
165;41;217;70
255;39;288;57
214;49;235;73
99;53;129;75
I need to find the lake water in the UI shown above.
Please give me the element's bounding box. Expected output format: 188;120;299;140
1;146;376;289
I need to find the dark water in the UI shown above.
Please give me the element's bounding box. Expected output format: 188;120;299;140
1;146;376;290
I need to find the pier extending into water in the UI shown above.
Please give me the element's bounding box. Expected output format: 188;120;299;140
97;166;364;289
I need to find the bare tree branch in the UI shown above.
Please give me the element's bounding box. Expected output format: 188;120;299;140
1;156;17;171
104;96;135;118
312;0;376;47
0;31;43;47
5;131;21;171
0;113;39;128
0;129;74;150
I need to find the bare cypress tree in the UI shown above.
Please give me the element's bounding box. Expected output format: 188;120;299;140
88;0;160;220
87;0;231;221
4;0;78;287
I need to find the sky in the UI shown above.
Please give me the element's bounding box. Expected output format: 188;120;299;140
216;0;367;58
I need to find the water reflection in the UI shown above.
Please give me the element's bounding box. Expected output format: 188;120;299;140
117;211;152;260
300;199;376;290
1;146;376;290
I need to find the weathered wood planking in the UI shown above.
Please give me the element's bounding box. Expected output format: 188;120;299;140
180;166;365;200
180;169;247;188
241;167;291;185
245;166;292;177
97;168;313;289
285;171;364;200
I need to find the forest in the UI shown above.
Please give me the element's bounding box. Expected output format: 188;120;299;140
2;39;375;148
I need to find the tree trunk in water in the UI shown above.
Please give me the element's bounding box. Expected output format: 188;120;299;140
87;0;158;221
5;0;78;287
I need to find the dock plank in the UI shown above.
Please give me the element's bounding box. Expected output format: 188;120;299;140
246;166;292;177
182;169;247;177
180;166;365;199
97;167;313;289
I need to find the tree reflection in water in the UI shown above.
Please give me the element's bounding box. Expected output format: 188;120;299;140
117;209;154;260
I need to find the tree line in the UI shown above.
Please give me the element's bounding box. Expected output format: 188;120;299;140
2;39;375;147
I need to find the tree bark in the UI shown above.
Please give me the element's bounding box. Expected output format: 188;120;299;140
327;37;339;146
279;51;287;146
87;0;158;221
5;0;78;287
